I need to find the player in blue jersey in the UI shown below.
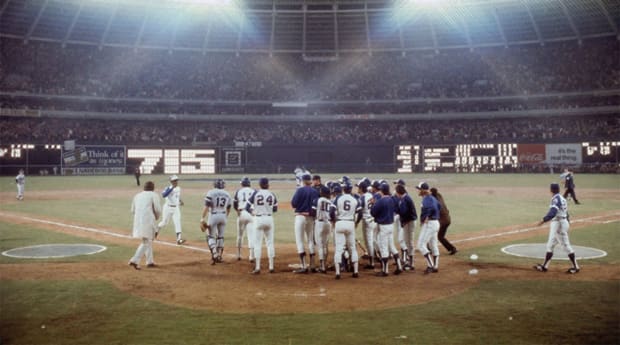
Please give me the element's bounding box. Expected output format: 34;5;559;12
371;183;404;276
291;173;320;273
534;183;580;274
416;182;441;274
395;184;417;271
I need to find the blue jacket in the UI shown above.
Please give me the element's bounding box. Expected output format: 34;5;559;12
419;194;441;223
371;195;395;225
291;186;319;213
397;194;417;225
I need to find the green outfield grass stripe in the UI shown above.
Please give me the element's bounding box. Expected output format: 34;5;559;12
453;212;619;244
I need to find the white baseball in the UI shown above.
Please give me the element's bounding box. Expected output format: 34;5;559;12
470;254;478;260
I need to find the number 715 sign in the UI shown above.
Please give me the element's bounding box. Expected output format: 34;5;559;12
128;149;216;174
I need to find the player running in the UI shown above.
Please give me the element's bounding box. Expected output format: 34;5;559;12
234;177;256;262
157;175;186;244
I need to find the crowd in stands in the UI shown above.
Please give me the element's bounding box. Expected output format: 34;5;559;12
1;115;617;146
1;37;618;103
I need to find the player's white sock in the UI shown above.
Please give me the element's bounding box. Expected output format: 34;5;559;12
268;257;274;270
434;256;440;269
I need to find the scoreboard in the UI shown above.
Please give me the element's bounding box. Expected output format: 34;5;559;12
396;143;519;172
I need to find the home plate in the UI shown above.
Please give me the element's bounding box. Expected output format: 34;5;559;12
2;244;107;259
501;244;607;260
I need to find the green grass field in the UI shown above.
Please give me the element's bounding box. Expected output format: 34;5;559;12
1;173;619;345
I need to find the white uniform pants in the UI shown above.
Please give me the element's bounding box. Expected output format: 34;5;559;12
253;216;275;270
377;223;398;259
158;204;182;234
208;213;228;251
294;215;315;255
237;210;255;251
546;219;574;254
418;220;440;257
334;221;359;265
130;237;154;265
315;220;332;260
399;221;415;254
362;218;376;259
16;184;24;199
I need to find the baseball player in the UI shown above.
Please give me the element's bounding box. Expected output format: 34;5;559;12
294;167;311;188
356;178;376;269
129;181;161;270
395;184;417;271
330;181;360;280
560;168;581;204
313;185;335;273
370;182;403;276
416;182;441;274
393;179;407;266
234;177;256;261
157;175;186;244
245;177;277;274
534;183;580;274
15;169;25;201
202;179;232;265
291;173;319;273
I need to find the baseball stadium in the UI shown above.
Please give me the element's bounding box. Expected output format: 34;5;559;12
0;0;619;344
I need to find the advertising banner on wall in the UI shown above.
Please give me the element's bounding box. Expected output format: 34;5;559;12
545;143;582;165
62;145;126;175
517;144;546;164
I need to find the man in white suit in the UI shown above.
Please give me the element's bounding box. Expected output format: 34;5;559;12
129;181;162;270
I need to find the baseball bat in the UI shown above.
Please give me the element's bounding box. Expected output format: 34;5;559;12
356;239;368;256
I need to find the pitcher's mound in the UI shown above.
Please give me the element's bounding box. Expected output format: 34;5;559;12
2;244;107;259
501;244;607;260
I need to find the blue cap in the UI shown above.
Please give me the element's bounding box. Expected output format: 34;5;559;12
302;174;312;181
416;182;429;191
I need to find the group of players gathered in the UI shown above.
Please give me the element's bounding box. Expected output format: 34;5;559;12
128;167;581;277
289;172;457;280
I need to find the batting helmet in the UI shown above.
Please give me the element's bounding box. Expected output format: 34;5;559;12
240;177;251;187
214;179;225;189
331;184;342;195
342;181;353;193
320;185;331;198
550;183;560;193
259;177;269;189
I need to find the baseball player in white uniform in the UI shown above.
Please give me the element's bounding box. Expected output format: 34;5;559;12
202;179;232;265
129;181;162;270
416;182;441;274
313;185;335;273
534;183;580;274
331;182;360;279
356;178;376;269
15;169;25;200
245;177;278;274
157;175;186;244
234;177;256;262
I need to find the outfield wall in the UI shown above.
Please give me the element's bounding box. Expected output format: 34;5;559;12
0;141;618;175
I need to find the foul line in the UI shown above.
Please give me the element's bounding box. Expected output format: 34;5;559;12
3;212;619;253
452;213;620;244
4;214;211;254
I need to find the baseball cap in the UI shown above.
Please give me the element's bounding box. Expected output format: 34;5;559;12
416;182;429;190
169;175;179;181
302;173;312;181
393;179;406;186
379;182;390;194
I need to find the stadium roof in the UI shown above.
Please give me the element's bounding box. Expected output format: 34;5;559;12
0;0;618;54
